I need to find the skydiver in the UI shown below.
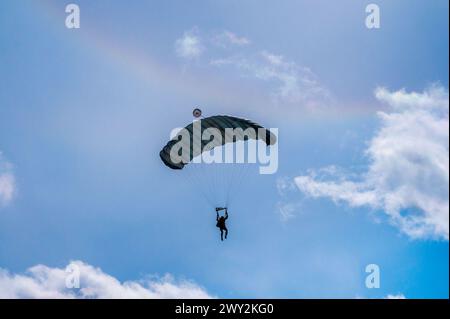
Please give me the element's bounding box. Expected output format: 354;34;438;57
216;207;228;241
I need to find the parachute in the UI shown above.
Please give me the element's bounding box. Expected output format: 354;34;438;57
159;114;277;208
160;115;276;170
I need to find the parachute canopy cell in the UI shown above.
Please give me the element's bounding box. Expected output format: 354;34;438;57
160;115;276;170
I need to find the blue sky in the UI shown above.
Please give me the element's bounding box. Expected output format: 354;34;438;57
0;0;448;298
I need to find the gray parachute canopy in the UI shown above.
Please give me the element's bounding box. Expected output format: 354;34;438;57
160;115;276;170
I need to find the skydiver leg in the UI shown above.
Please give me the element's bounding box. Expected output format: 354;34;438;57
224;226;228;239
220;229;224;241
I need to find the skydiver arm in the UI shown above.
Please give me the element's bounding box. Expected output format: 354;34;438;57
216;211;219;221
224;210;228;220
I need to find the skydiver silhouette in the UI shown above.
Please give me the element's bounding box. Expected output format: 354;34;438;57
216;207;228;241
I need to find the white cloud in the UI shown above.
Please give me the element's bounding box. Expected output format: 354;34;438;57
277;176;297;196
175;27;329;109
213;31;250;47
0;260;214;299
375;85;449;111
276;177;303;221
276;201;300;221
256;51;324;104
210;51;330;107
175;29;204;59
295;85;449;240
0;153;15;207
385;294;406;299
260;51;288;67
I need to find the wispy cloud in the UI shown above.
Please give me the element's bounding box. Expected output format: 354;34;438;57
295;85;449;240
175;28;330;110
175;28;204;59
276;201;301;221
0;152;15;207
210;51;330;108
0;260;214;299
212;30;250;47
276;177;303;221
